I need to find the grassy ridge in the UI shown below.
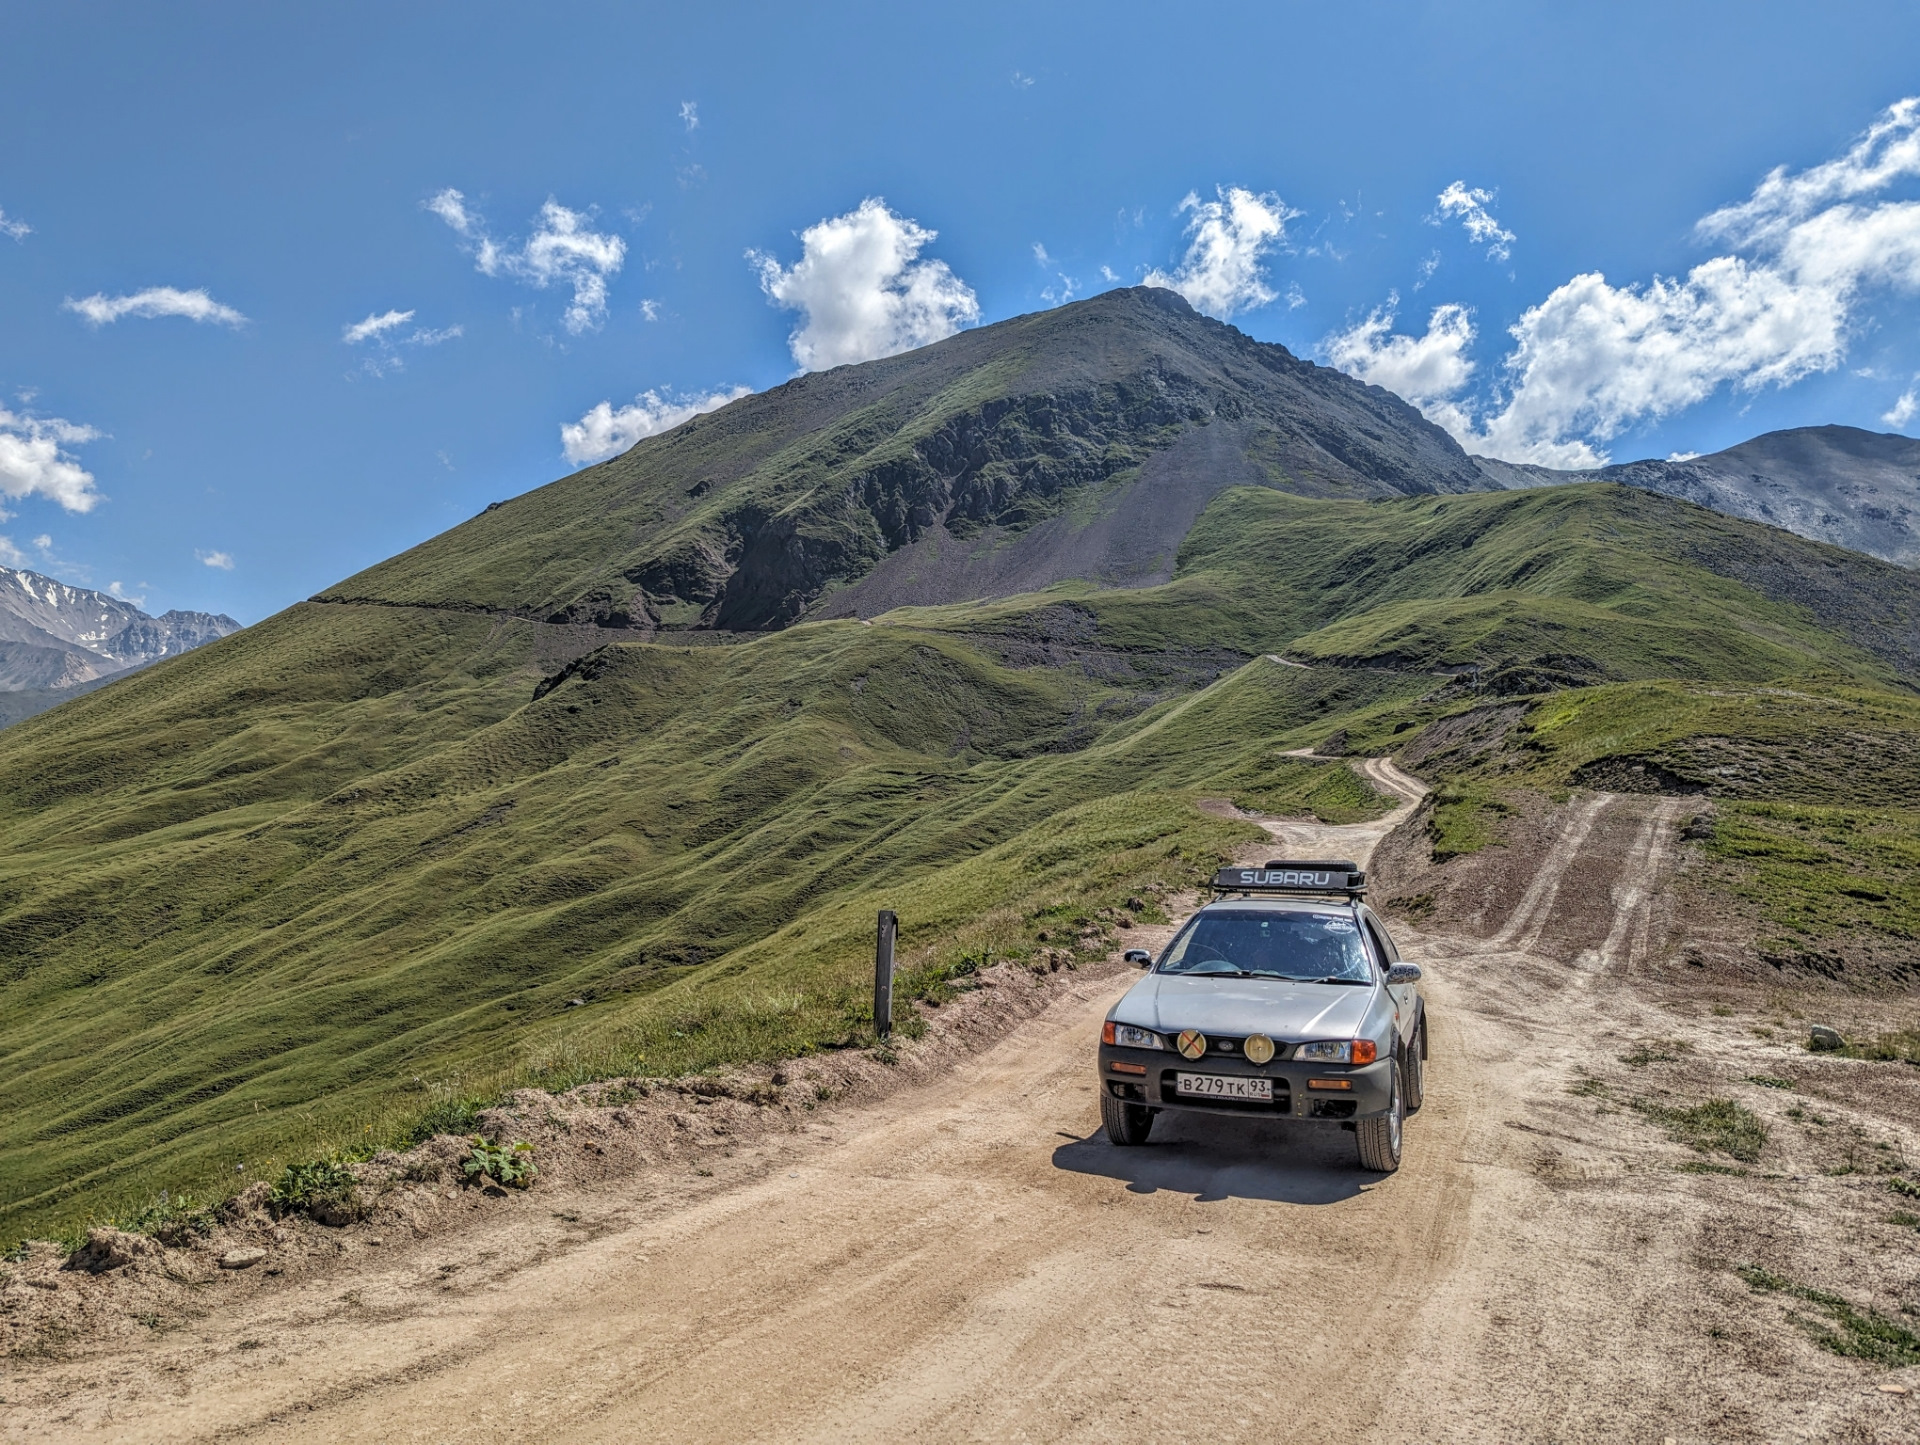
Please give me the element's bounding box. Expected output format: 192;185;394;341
0;604;1409;1242
3;480;1916;1244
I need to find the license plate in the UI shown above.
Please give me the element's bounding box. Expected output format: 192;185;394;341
1176;1073;1273;1101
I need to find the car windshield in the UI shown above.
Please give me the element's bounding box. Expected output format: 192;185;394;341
1157;908;1372;982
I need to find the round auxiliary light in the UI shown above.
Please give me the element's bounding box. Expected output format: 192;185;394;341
1177;1029;1208;1060
1243;1033;1275;1065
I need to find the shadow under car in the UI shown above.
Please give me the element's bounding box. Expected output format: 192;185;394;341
1051;1109;1371;1204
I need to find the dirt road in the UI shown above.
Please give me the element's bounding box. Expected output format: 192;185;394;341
8;773;1917;1442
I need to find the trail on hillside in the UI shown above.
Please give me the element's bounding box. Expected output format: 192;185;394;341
6;770;1914;1444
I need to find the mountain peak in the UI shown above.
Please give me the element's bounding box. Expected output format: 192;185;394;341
1476;423;1920;567
324;288;1487;632
0;566;241;695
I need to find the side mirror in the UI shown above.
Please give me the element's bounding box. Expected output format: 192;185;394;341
1123;949;1152;967
1386;962;1423;985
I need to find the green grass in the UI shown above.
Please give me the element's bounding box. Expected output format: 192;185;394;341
1633;1098;1769;1162
1738;1265;1920;1366
0;603;1335;1245
1426;783;1512;861
1703;806;1920;951
1229;758;1395;825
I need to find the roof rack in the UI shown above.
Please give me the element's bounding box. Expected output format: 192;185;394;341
1209;858;1366;898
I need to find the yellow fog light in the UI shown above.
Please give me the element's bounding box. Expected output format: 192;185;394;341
1176;1029;1207;1060
1244;1033;1275;1065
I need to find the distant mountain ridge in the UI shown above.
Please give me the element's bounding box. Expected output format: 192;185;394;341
0;566;240;693
1475;425;1920;568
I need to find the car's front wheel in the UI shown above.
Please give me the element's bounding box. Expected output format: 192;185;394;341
1356;1061;1404;1173
1100;1088;1155;1146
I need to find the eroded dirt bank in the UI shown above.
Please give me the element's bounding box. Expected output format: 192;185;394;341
4;771;1918;1443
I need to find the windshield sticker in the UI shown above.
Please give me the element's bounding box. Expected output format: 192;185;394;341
1319;918;1356;933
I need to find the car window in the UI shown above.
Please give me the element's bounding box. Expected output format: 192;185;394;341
1158;909;1371;981
1362;915;1398;965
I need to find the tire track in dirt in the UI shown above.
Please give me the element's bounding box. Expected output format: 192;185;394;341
1589;796;1687;976
1489;791;1612;953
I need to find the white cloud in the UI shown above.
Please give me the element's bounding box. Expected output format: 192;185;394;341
1285;282;1307;310
427;188;626;333
108;580;146;606
0;207;28;241
1433;182;1515;261
343;308;414;344
750;198;980;371
1698;97;1920;247
64;287;246;327
31;534;50;550
560;385;752;465
1033;241;1077;305
1142;186;1298;319
1327;98;1920;466
1100;264;1120;282
342;308;461;376
1885;388;1918;429
640;298;660;321
1326;298;1481;442
680;100;699;131
196;549;234;570
0;405;102;512
425;188;478;235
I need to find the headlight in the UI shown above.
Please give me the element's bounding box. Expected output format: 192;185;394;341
1102;1021;1168;1050
1295;1039;1378;1064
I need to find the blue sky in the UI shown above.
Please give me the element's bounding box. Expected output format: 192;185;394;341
5;1;1920;623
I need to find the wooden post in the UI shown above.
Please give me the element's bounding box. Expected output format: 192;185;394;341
873;909;897;1039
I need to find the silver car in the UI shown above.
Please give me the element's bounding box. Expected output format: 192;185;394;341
1095;860;1426;1172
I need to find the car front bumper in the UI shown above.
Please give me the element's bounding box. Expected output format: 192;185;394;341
1097;1043;1394;1120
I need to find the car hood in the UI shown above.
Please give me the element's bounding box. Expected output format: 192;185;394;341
1112;973;1378;1041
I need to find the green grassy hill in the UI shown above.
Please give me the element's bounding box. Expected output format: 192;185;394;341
3;464;1918;1244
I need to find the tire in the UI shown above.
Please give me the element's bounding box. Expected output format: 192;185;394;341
1100;1088;1155;1146
1356;1061;1404;1173
1403;1025;1426;1115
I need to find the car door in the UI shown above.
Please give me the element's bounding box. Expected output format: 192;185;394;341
1361;909;1412;1047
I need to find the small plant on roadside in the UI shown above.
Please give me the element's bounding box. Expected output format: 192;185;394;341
1746;1075;1796;1090
462;1137;537;1188
1620;1039;1691;1067
114;1189;216;1246
269;1160;361;1220
1633;1097;1768;1163
1887;1176;1920;1200
1836;1026;1920;1066
1737;1265;1920;1366
400;1095;490;1146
